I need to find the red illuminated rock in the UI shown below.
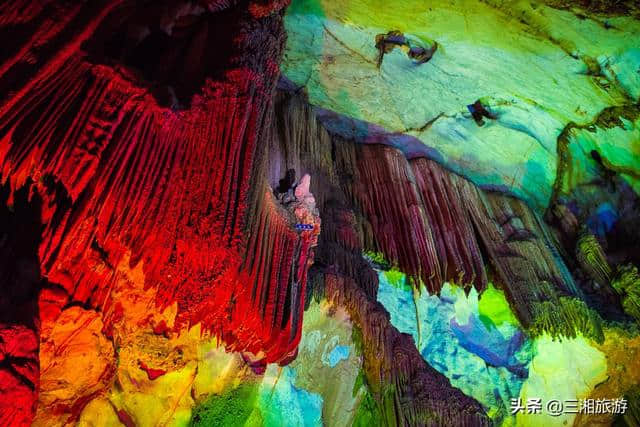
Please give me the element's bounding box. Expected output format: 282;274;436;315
0;1;312;424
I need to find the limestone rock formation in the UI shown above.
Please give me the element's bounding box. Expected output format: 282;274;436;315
1;0;639;426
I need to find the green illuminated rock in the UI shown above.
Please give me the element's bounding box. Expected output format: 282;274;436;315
478;283;520;330
517;334;608;427
529;296;604;343
283;0;640;209
189;384;258;427
612;264;640;323
576;232;612;286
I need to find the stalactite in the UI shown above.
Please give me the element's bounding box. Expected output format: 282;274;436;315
612;264;640;323
269;88;338;198
0;0;305;336
352;144;442;293
238;186;320;364
269;86;606;423
268;87;373;297
270;87;491;424
576;232;612;286
0;59;281;331
529;292;604;343
452;175;592;335
411;158;487;290
412;285;422;349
